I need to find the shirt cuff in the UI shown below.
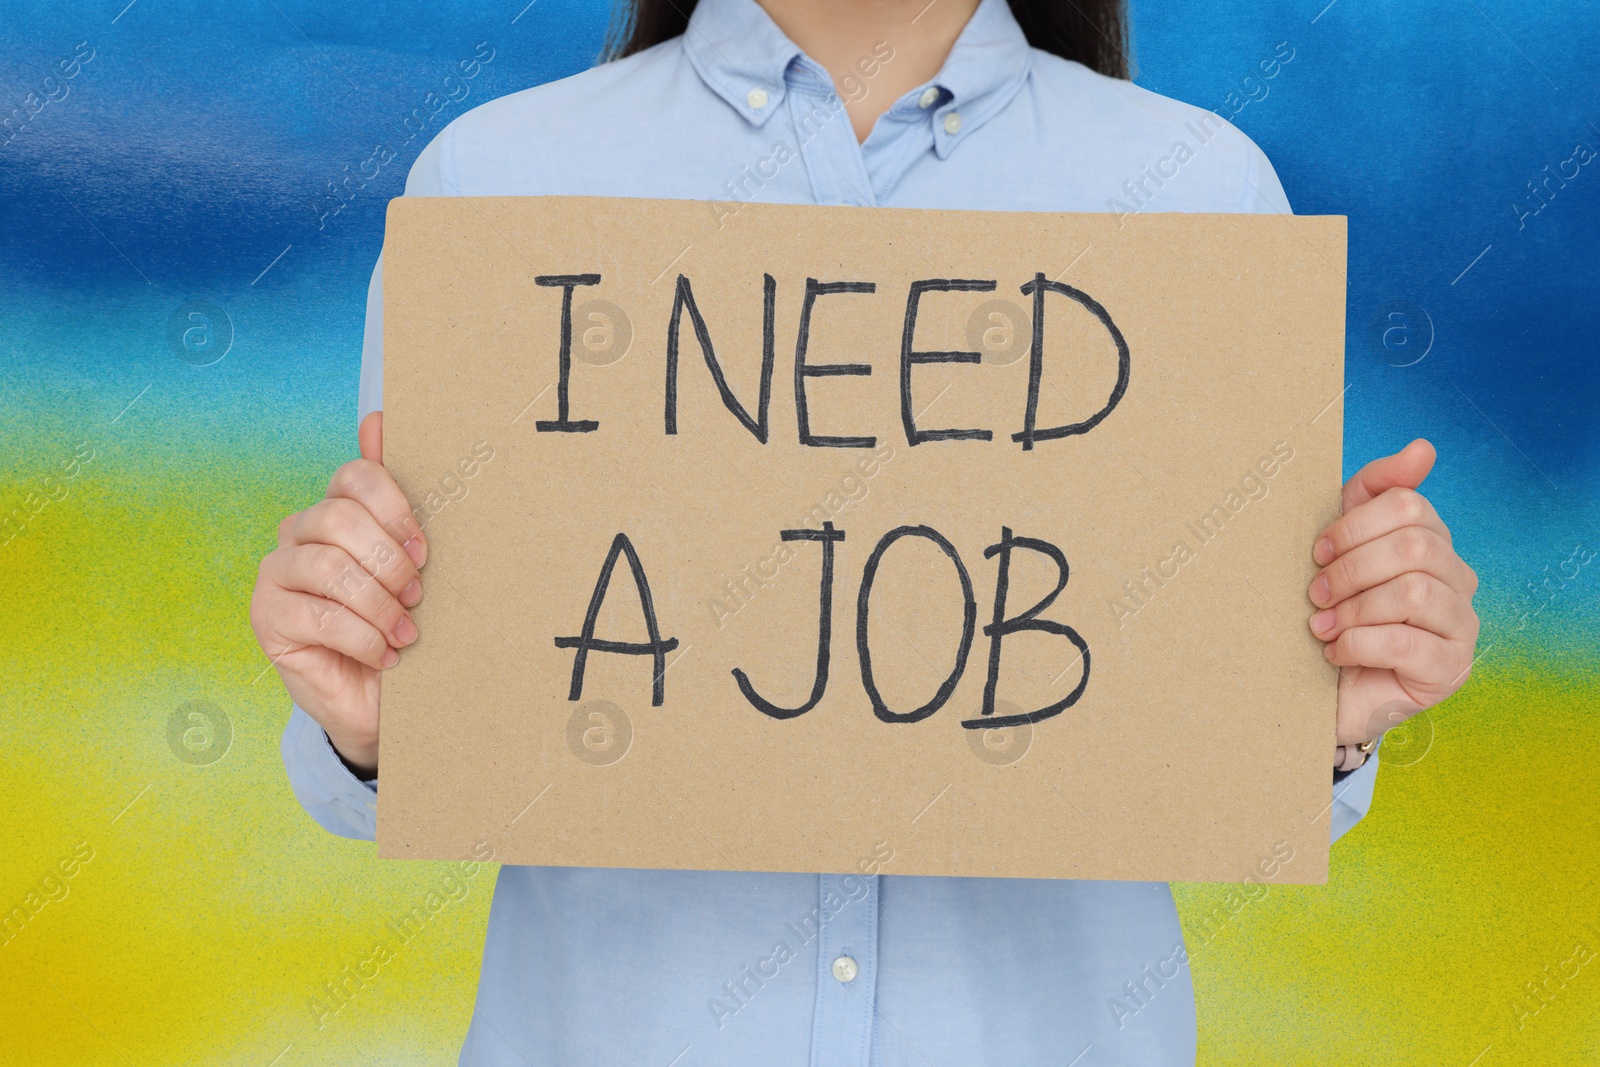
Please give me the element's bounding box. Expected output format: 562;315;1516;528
280;703;379;841
1328;741;1380;846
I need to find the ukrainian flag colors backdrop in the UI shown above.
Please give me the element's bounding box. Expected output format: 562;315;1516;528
2;1;1596;1063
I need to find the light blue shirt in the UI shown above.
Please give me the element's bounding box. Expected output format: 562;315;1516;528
282;0;1380;1062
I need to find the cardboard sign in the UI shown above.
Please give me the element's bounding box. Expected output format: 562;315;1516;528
378;195;1346;884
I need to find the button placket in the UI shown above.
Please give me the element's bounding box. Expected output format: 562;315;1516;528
786;85;878;208
807;874;879;1067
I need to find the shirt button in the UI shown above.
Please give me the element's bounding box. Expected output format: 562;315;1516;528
918;86;939;109
943;112;963;135
831;955;858;983
747;88;769;109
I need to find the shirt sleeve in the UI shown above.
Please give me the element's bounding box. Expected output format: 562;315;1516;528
358;126;451;418
278;126;456;839
1237;139;1379;847
282;703;378;840
1329;749;1379;845
1239;135;1294;215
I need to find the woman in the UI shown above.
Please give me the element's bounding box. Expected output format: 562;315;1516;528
250;0;1480;1062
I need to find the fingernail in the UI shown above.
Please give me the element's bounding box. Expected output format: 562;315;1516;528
403;535;427;568
400;578;422;607
395;615;418;646
1322;641;1336;661
382;648;399;669
1310;574;1330;605
1314;537;1334;565
1311;608;1336;635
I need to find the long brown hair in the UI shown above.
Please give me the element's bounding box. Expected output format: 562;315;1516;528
600;0;1130;80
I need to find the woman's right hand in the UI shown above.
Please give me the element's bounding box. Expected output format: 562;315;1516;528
249;411;424;775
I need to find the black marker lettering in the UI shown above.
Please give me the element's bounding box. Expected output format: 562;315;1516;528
856;525;976;723
732;522;845;719
964;525;1089;728
665;273;776;442
900;278;996;445
535;274;602;433
794;277;877;449
554;532;680;706
1013;272;1130;450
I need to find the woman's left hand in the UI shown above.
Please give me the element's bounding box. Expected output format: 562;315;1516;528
1308;439;1480;754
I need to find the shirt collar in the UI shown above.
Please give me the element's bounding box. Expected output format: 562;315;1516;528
682;0;805;128
917;0;1033;157
683;0;1033;151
